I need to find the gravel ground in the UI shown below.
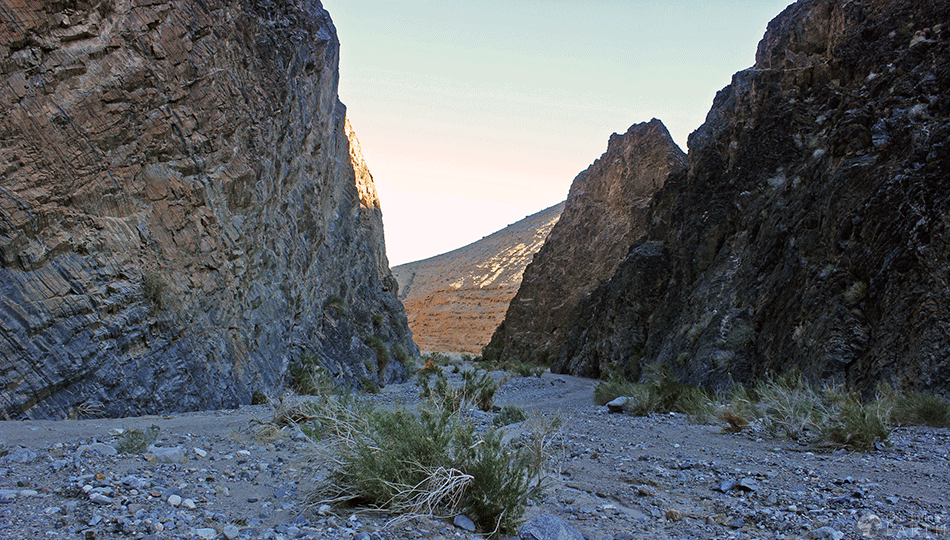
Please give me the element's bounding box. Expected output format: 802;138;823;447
1;369;948;540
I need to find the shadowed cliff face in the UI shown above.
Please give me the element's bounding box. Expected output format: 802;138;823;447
0;0;417;419
550;0;950;394
484;119;687;367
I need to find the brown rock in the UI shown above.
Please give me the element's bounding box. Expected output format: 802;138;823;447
393;203;563;354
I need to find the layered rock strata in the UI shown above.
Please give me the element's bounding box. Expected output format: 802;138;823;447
0;0;416;419
551;0;950;394
484;119;687;365
393;202;563;354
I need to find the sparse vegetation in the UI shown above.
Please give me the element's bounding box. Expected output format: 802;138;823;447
493;405;527;427
306;389;543;536
363;336;389;377
419;369;499;413
117;425;160;454
288;355;337;396
879;386;950;428
593;364;714;421
322;295;347;315
142;271;167;308
251;391;269;405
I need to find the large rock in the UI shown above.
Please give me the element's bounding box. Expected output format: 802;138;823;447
392;202;563;354
0;0;416;419
484;119;687;370
554;0;950;394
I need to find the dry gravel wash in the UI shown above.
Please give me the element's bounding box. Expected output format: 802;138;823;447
1;371;948;540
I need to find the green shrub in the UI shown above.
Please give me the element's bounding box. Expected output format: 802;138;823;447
493;405;527;427
392;343;410;367
323;295;347;315
117;425;160;454
821;391;889;450
420;370;499;412
288;355;337;395
251;391;269;405
142;271;167;308
593;379;637;406
318;401;541;537
886;390;950;428
363;336;389;377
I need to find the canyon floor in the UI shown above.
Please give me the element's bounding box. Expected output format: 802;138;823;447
1;364;948;540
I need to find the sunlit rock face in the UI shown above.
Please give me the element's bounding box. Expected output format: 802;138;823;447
546;0;950;394
484;119;687;367
393;203;563;354
0;0;416;419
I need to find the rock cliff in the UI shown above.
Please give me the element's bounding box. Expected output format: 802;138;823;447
484;119;687;365
548;0;950;394
392;202;563;354
0;0;416;419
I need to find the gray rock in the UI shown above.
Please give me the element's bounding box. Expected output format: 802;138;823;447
2;447;38;464
148;446;186;464
809;526;844;540
736;477;759;491
75;443;118;459
89;493;113;505
222;524;240;540
519;513;585;540
606;397;629;413
453;514;476;532
715;479;736;493
194;528;218;540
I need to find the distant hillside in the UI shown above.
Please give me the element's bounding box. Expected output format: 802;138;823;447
392;203;564;353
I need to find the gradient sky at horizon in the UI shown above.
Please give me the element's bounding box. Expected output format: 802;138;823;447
322;0;794;266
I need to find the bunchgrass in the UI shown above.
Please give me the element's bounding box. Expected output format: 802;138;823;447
117;425;160;454
310;398;542;537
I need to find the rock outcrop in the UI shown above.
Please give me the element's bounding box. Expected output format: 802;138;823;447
548;0;950;394
392;203;563;354
0;0;416;419
484;120;687;365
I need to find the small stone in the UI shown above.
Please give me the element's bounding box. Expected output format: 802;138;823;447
665;509;684;521
17;489;38;497
194;448;208;458
715;479;736;493
182;498;197;510
519;514;585;540
222;524;240;540
317;503;332;515
75;443;118;459
728;518;745;529
194;528;218;540
167;494;182;507
354;533;371;540
809;526;844;540
3;448;39;464
736;477;759;491
885;496;899;504
453;514;476;532
856;514;887;537
148;446;186;464
89;493;113;505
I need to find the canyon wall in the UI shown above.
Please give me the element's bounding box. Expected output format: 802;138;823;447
484;119;686;366
545;0;950;394
0;0;416;419
393;202;563;354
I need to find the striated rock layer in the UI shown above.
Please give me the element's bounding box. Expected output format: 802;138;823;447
549;0;950;394
0;0;417;419
484;119;687;365
393;202;563;354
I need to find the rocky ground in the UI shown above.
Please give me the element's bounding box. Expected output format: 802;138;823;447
1;368;948;540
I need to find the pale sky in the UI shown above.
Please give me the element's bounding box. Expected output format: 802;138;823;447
321;0;794;266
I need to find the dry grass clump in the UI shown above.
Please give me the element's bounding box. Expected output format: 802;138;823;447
117;425;160;454
593;364;715;422
419;369;499;413
307;399;543;537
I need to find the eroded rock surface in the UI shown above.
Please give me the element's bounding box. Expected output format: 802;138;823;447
393;203;563;354
552;0;950;393
484;119;687;367
0;0;416;419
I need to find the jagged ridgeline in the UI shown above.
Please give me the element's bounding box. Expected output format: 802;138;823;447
0;0;417;419
488;0;950;395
